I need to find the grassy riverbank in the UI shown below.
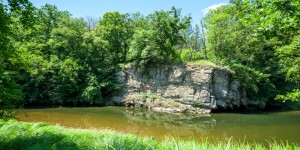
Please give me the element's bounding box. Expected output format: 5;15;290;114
0;119;298;150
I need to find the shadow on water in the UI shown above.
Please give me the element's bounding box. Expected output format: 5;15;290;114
211;106;273;114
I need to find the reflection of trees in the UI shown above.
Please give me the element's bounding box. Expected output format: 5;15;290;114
123;108;216;137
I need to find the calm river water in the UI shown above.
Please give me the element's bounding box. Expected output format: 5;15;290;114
17;106;300;144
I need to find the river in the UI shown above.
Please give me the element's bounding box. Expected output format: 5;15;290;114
17;106;300;144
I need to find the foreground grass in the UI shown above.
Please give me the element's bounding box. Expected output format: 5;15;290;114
0;119;299;150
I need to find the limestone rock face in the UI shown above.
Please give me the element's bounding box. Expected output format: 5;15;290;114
111;64;249;114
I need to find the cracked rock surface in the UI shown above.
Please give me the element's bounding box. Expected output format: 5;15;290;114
111;64;250;114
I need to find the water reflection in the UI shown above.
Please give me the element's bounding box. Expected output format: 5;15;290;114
17;107;300;143
123;108;216;137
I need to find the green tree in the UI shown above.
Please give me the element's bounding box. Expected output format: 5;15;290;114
203;0;300;105
127;7;191;70
48;15;87;58
203;2;280;106
93;12;132;64
0;0;34;118
275;31;300;102
78;12;133;104
36;4;62;41
49;57;83;104
257;0;300;102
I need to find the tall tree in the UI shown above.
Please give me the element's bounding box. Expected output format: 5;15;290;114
127;7;191;69
204;2;278;106
85;16;98;32
0;0;34;118
204;0;300;105
93;12;132;64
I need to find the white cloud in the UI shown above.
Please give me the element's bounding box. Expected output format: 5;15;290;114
202;3;227;14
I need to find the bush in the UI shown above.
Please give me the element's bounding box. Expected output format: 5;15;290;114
180;49;204;62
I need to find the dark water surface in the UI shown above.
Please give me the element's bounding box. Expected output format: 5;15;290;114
17;107;300;144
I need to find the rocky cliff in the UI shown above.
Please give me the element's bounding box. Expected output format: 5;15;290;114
111;63;250;114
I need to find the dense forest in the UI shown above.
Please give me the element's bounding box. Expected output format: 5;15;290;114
1;0;300;118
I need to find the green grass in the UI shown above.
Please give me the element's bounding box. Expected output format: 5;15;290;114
0;119;299;150
186;60;218;67
186;60;233;72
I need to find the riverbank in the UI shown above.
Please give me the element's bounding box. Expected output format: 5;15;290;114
0;119;298;150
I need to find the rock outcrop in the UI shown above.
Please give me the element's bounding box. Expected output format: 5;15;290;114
111;63;250;114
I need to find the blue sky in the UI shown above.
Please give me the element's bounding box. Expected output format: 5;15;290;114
17;0;229;25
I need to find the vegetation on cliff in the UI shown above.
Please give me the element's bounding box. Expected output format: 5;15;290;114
204;0;300;107
1;119;299;150
1;0;300;118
